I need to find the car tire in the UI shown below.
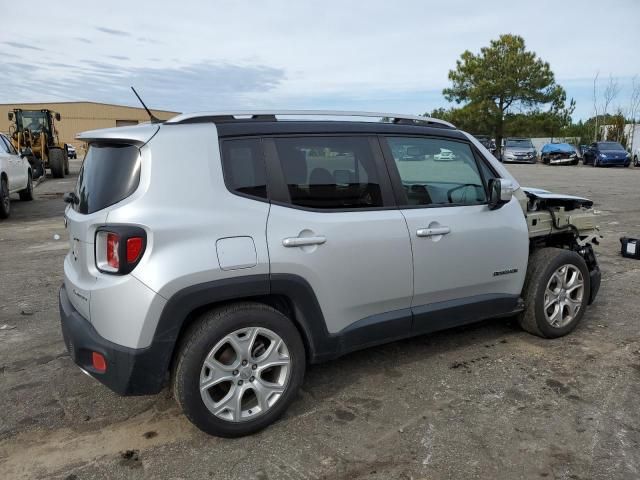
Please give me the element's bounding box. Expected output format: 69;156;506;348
19;171;33;201
0;176;10;219
64;156;70;175
518;248;590;339
571;159;579;166
49;148;65;178
634;155;639;167
173;302;306;438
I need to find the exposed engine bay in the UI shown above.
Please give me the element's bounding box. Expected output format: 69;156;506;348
520;187;598;241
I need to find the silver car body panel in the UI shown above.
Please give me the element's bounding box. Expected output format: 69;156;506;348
65;123;270;348
402;198;529;309
267;205;413;334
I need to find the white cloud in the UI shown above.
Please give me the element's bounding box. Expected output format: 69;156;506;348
2;0;639;119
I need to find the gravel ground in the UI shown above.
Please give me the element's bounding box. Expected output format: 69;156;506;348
0;160;639;480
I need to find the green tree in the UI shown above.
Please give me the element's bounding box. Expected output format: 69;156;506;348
443;34;570;148
605;111;628;147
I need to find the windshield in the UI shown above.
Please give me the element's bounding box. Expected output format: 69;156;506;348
545;143;574;152
598;142;625;151
505;139;533;148
16;111;49;133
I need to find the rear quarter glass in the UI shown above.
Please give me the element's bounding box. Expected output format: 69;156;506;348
74;143;141;214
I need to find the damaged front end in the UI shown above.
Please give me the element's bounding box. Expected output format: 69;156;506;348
518;187;601;304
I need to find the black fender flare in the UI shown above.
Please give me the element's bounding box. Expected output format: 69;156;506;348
147;274;335;391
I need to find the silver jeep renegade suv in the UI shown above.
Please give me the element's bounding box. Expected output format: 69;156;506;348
60;111;601;437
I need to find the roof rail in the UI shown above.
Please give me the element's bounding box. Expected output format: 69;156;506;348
165;110;455;128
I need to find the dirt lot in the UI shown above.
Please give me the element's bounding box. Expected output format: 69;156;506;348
1;160;639;480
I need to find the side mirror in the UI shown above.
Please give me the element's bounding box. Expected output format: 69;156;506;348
488;178;513;210
8;112;13;121
55;113;61;121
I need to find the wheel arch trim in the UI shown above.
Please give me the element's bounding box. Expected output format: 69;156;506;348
151;274;332;385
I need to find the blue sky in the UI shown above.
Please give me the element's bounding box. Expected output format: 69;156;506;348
2;0;639;121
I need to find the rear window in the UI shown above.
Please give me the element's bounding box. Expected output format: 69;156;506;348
73;143;141;214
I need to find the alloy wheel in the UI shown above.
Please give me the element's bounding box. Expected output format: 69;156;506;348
199;327;291;422
543;264;584;328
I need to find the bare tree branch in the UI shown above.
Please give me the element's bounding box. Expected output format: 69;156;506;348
602;75;620;118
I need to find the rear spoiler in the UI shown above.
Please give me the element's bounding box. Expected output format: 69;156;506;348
76;123;160;146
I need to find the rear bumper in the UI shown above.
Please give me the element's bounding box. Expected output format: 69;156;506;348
59;284;167;395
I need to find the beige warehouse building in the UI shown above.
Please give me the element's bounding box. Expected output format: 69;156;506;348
0;101;179;154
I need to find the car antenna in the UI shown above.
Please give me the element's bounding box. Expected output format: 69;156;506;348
130;86;161;123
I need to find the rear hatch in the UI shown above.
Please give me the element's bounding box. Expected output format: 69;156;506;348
64;126;156;319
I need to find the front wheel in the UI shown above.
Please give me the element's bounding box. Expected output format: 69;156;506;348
49;148;65;178
173;302;306;437
518;248;590;338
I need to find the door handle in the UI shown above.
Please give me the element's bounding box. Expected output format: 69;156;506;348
416;226;450;237
282;236;327;247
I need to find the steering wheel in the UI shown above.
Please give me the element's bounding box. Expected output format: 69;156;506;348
447;183;483;203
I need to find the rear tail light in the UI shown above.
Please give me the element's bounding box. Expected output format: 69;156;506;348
92;352;107;372
95;227;146;274
126;237;144;263
106;233;120;270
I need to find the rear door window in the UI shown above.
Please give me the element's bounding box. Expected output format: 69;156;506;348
74;143;141;214
273;136;384;209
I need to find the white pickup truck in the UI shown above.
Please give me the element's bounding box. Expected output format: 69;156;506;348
0;132;33;219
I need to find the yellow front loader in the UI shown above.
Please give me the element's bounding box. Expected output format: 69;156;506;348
8;109;69;178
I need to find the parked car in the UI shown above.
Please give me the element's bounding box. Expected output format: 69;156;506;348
582;141;631;167
66;144;77;159
540;143;579;166
434;148;455;161
60;111;601;437
501;137;537;163
0;132;34;218
474;134;497;155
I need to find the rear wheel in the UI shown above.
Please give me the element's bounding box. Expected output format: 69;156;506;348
518;248;590;338
49;148;65;178
0;177;10;218
19;171;33;201
173;302;305;437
